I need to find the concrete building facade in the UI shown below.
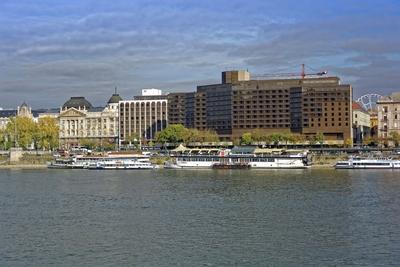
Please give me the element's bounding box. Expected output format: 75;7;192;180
119;89;168;144
168;71;353;144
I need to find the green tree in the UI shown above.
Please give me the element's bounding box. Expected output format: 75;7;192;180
101;140;115;151
80;138;97;149
269;133;283;147
6;117;37;149
292;134;307;145
201;129;219;142
183;128;200;143
308;137;316;146
126;133;141;148
0;128;10;150
155;124;189;144
36;117;59;150
344;138;353;148
240;132;253;145
251;129;266;143
314;132;325;147
282;133;297;148
389;131;400;147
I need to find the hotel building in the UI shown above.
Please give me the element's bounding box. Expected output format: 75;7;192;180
119;89;168;144
167;70;353;144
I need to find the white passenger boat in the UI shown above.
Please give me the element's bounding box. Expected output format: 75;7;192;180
88;159;155;170
47;152;152;169
335;157;400;169
168;155;308;169
165;146;309;169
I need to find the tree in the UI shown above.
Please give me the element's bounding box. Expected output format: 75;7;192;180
389;131;400;147
195;129;219;143
100;140;115;151
377;136;388;148
80;138;97;149
363;135;377;146
251;129;266;143
126;133;141;148
0;128;10;150
240;132;253;145
36;117;59;150
282;133;297;148
314;132;325;147
155;124;189;144
293;134;307;145
344;138;353;148
183;128;200;143
269;133;283;147
308;135;317;146
5;117;37;149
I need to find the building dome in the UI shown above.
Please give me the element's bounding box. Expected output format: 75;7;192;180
107;93;123;104
62;97;93;109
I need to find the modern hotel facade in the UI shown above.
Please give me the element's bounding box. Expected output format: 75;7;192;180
119;89;168;144
168;70;353;144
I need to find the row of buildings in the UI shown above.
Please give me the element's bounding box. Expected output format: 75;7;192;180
1;70;398;148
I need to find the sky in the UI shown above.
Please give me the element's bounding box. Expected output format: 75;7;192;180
0;0;399;108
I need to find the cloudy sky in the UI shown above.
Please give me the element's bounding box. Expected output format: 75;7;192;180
0;0;399;108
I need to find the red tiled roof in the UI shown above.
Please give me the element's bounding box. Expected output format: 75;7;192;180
352;102;363;110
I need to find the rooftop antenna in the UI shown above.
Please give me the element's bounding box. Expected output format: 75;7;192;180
114;86;117;94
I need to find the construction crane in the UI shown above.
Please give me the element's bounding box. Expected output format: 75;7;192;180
252;64;328;79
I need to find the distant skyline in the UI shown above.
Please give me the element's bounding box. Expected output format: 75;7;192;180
1;0;399;108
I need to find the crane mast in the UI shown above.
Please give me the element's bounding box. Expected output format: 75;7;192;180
253;64;328;80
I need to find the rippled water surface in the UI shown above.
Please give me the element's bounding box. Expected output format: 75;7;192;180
1;169;400;266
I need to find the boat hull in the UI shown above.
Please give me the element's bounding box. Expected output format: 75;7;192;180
335;158;400;169
88;166;154;170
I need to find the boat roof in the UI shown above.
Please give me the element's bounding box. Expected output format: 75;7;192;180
231;146;256;154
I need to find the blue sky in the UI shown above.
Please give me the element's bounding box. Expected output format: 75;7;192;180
0;0;399;108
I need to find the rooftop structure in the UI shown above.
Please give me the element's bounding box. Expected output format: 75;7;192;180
141;89;162;96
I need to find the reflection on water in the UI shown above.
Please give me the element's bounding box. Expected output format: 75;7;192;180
0;169;399;266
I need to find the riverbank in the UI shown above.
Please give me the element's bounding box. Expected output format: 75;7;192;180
0;164;48;169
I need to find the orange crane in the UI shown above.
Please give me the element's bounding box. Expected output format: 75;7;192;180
252;64;328;79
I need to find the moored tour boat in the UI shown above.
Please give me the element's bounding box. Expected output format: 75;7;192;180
87;159;155;170
47;152;152;169
335;157;400;169
165;146;309;169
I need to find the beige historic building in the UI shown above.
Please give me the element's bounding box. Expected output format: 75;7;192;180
119;89;168;144
352;102;371;144
59;94;122;148
0;102;40;129
377;92;400;139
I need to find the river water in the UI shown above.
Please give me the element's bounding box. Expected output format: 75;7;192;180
0;169;399;266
